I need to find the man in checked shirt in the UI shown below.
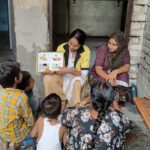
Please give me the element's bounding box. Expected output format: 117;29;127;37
0;60;34;149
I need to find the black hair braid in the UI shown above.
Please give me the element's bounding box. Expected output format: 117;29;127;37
91;102;108;149
90;81;114;149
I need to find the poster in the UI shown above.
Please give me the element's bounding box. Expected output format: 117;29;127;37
37;52;63;72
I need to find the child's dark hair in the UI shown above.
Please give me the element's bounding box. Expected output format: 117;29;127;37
70;28;86;46
0;60;20;88
90;81;114;148
41;93;61;119
17;71;31;91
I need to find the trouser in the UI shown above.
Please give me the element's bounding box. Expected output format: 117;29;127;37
43;74;82;110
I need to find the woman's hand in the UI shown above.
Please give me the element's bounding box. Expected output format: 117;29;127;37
107;69;118;86
56;67;70;75
75;98;91;107
43;68;54;75
80;98;91;106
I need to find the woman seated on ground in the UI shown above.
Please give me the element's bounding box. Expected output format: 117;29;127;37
89;31;130;110
43;29;90;110
59;81;133;150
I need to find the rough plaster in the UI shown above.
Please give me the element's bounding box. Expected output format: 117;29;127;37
17;45;44;98
13;0;49;98
13;0;48;18
14;6;48;52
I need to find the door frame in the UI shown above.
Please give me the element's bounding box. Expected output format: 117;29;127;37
48;0;53;50
124;0;134;44
8;0;16;50
48;0;69;50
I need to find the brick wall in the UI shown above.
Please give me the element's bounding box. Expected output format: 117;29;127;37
129;0;150;97
136;1;150;97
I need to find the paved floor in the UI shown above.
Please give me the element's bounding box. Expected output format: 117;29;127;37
123;103;150;150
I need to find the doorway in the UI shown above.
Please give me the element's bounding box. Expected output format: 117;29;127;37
0;0;9;49
0;0;15;61
49;0;129;51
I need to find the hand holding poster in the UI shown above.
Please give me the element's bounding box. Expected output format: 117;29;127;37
37;52;63;72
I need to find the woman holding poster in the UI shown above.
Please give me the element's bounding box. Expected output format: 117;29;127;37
43;29;90;111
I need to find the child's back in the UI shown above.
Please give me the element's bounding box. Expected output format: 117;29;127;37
36;117;61;150
31;93;66;150
0;88;33;142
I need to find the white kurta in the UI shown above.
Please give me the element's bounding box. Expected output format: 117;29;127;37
63;51;88;102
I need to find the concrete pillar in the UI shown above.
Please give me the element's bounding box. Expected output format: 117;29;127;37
13;0;49;98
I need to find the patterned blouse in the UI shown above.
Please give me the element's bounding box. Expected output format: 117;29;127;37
59;107;133;150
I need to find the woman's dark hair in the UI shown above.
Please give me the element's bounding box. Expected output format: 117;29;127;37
108;31;127;52
69;28;86;45
41;93;61;119
0;60;20;88
17;71;31;91
90;81;114;148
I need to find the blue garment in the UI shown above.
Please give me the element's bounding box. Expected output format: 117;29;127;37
27;90;33;98
20;135;36;149
26;91;40;117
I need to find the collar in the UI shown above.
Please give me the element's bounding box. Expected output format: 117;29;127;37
4;88;24;93
63;43;84;67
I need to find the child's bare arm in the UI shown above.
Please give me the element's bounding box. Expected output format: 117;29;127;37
31;116;44;140
59;125;68;146
31;120;38;138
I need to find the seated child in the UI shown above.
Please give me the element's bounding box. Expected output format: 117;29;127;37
0;60;34;149
17;71;35;97
31;93;67;150
17;71;40;117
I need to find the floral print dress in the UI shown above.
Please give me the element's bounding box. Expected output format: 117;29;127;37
59;107;133;150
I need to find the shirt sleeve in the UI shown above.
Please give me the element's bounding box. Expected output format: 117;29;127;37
20;94;34;127
59;108;79;127
95;45;106;67
56;44;62;52
123;48;130;65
